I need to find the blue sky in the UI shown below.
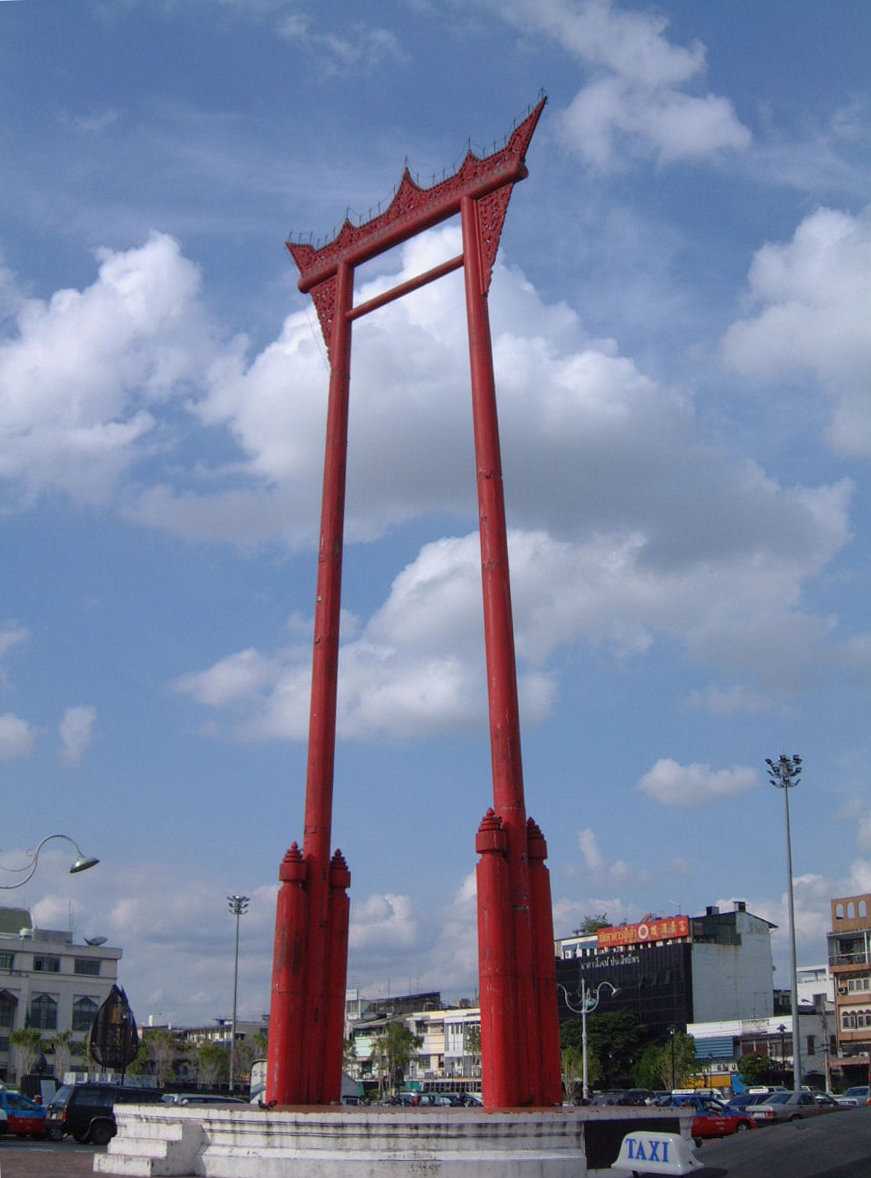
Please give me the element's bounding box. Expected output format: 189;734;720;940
2;0;871;1024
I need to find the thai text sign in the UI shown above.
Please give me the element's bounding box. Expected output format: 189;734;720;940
597;915;689;948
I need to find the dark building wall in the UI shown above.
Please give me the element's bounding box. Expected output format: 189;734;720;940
556;942;693;1043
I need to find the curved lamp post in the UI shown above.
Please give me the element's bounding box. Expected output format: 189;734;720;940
0;834;99;890
557;979;619;1100
766;753;802;1094
227;894;250;1092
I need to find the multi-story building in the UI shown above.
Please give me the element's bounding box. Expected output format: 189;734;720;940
828;892;871;1073
555;902;775;1042
0;905;122;1082
346;1002;480;1088
690;1008;837;1091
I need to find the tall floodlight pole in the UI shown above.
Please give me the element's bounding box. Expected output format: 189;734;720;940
227;895;250;1092
766;753;802;1093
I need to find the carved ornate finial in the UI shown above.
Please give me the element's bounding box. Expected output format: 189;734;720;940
329;847;352;889
279;842;307;883
476;808;507;854
526;816;548;860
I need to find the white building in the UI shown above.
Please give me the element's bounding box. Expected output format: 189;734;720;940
0;906;122;1082
689;1010;837;1088
797;964;834;1008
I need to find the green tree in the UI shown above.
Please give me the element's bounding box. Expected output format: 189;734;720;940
145;1029;184;1086
196;1041;229;1087
343;1035;358;1074
633;1043;666;1090
463;1024;481;1075
558;1018;602;1089
577;914;611;934
737;1052;774;1084
10;1028;44;1081
129;1036;153;1079
585;1011;646;1089
371;1022;422;1095
661;1032;696;1090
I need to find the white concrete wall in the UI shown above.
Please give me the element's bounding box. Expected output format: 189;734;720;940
690;914;774;1022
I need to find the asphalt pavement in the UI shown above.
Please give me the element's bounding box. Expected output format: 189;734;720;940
0;1137;101;1177
690;1105;871;1178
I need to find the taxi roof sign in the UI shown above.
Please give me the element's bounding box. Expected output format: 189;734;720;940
611;1130;702;1175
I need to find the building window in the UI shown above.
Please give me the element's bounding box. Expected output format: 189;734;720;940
847;976;871;993
29;994;58;1030
847;903;856;918
836;904;845;919
33;956;61;973
0;953;14;971
72;996;99;1033
74;959;101;977
860;901;869;918
806;1035;815;1056
0;1036;8;1052
0;992;16;1028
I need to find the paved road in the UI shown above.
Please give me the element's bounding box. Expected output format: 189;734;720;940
690;1106;871;1178
0;1137;101;1177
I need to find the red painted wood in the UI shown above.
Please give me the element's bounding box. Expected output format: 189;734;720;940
266;844;309;1105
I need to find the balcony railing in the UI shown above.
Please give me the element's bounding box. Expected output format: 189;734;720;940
829;951;870;967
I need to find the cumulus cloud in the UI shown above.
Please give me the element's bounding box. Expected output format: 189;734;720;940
59;705;97;766
491;0;750;168
0;713;35;760
0;232;214;508
639;758;759;806
722;206;871;456
686;683;778;716
578;827;605;871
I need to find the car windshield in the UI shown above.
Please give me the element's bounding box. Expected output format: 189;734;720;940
766;1094;791;1104
846;1087;868;1097
48;1085;73;1108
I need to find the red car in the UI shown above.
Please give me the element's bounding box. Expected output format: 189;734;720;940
0;1090;49;1138
691;1101;755;1146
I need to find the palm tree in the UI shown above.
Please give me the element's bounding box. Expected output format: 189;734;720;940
48;1029;74;1081
10;1028;44;1082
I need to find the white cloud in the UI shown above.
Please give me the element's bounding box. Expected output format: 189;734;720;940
277;14;405;71
0;622;28;661
639;758;759;807
686;683;778;716
0;232;214;507
59;705;97;766
722;206;871;456
578;827;605;871
0;713;35;760
492;0;750;168
350;893;418;952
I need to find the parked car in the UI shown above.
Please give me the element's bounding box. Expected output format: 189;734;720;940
813;1093;843;1111
832;1091;864;1107
750;1091;822;1124
690;1101;756;1147
174;1094;247;1106
46;1082;165;1145
725;1093;769;1114
0;1090;48;1138
844;1085;870;1105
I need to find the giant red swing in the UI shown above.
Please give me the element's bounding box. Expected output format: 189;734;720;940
266;97;562;1110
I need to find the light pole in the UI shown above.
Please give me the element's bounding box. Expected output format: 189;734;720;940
557;979;619;1101
669;1025;677;1089
227;895;250;1093
0;834;99;889
766;753;802;1094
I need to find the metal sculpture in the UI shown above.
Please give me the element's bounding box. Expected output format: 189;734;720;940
267;96;561;1109
89;984;140;1078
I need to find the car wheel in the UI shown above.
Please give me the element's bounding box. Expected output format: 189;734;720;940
89;1122;114;1147
47;1125;63;1141
789;1114;801;1122
736;1122;750;1132
73;1129;91;1144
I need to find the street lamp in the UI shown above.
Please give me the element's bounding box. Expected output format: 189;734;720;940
777;1022;787;1075
766;753;802;1094
0;834;99;889
557;979;619;1101
227;895;250;1092
669;1025;677;1089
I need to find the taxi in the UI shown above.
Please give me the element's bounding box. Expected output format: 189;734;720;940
0;1089;48;1137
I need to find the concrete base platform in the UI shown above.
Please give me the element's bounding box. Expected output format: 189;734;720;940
94;1103;692;1178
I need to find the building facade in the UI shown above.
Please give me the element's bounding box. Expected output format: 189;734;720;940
828;892;871;1067
0;906;122;1082
555;902;775;1043
689;1009;837;1090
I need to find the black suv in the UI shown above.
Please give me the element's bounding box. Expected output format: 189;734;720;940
46;1082;164;1145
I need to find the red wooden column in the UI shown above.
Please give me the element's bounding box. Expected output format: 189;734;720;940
461;193;538;1106
265;843;309;1104
301;259;355;1103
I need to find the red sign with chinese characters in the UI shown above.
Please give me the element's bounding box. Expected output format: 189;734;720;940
597;915;690;948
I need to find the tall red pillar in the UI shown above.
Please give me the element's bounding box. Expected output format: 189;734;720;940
527;818;563;1105
266;844;309;1105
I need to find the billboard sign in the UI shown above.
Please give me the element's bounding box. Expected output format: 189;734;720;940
597;915;690;948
